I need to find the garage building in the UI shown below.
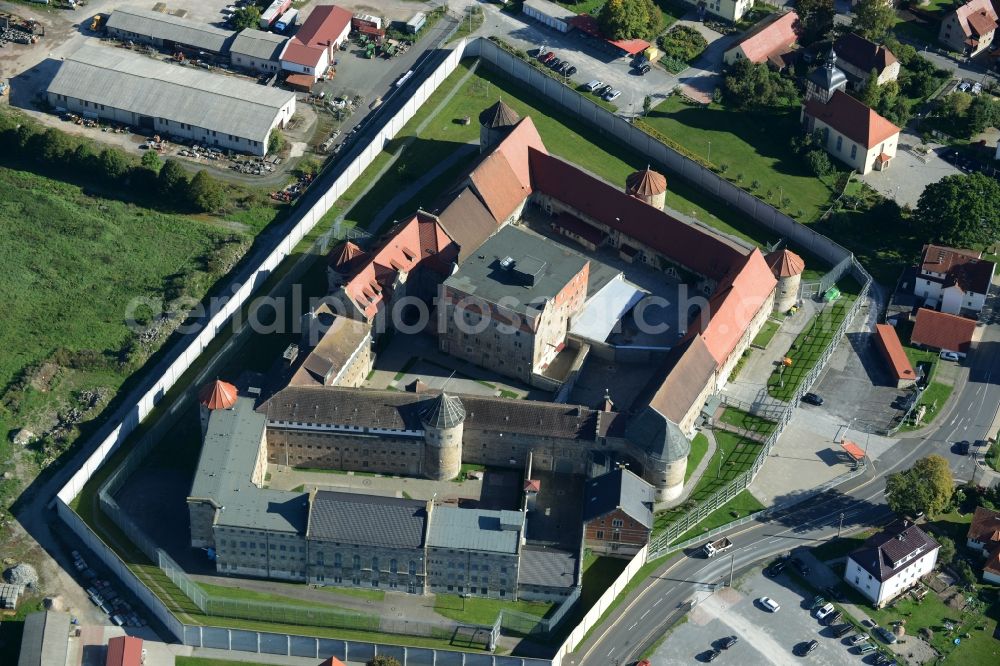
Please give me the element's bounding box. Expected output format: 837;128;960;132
230;28;287;74
522;0;575;33
47;45;296;156
280;4;352;81
104;7;234;55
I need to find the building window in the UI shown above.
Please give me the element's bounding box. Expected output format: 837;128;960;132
612;519;624;528
596;530;604;539
836;136;843;152
390;559;398;574
850;144;858;160
353;555;361;569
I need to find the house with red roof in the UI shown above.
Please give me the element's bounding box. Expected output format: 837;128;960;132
802;89;901;174
911;307;977;357
874;324;917;388
914;244;995;315
940;0;998;57
105;636;143;666
967;506;1000;584
280;4;352;81
723;11;799;68
833;33;899;88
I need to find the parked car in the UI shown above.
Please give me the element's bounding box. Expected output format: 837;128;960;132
596;84;613;96
858;642;877;654
809;595;826;610
720;635;739;649
940;350;960;362
638;63;651;74
874;626;897;644
795;640;819;656
704;648;722;662
765;558;787;577
813;603;835;621
604;89;622;102
539;51;554;63
955;440;971;455
565;66;577;76
850;634;868;645
549;58;563;69
825;610;842;625
801;392;824;406
584;79;603;91
832;623;853;637
790;557;810;575
758;596;781;612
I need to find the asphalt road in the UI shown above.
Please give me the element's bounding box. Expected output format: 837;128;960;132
570;309;1000;666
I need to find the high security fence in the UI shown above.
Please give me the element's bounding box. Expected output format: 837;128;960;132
54;35;879;666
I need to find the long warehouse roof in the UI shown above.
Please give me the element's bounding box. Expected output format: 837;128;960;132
106;7;234;53
48;45;295;142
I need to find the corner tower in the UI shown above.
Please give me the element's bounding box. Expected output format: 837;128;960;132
421;392;465;480
197;379;238;438
479;100;520;153
764;248;805;313
626;166;668;211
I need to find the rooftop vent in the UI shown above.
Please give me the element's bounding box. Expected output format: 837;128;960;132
500;256;515;270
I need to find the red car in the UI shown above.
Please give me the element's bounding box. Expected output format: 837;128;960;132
541;51;556;64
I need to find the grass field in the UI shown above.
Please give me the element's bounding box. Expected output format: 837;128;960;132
176;659;275;666
910;381;954;427
643;96;839;222
434;594;555;626
685;433;710;483
675;490;765;543
752;320;781;349
718;407;777;438
654;430;764;535
767;294;858;401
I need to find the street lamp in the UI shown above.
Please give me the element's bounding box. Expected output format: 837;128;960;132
717;448;725;479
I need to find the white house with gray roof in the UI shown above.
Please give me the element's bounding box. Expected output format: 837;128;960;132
845;520;940;607
47;45;295;156
230;28;287;74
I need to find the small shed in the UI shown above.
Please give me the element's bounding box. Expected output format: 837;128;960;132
405;11;426;33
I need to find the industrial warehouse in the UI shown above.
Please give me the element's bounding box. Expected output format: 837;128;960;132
104;6;235;55
46;45;296;156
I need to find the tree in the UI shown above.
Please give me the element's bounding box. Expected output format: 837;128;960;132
367;658;401;666
158;158;188;199
795;0;835;44
936;535;956;567
141;149;162;173
954;559;977;587
853;0;897;42
268;129;286;155
643;95;652;116
35;128;73;165
598;0;662;40
967;95;1000;136
230;6;261;31
97;148;130;182
860;70;882;108
885;454;954;518
187;170;227;212
806;149;835;177
723;59;800;110
915;173;1000;247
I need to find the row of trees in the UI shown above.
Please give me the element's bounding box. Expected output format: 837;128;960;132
0;118;230;213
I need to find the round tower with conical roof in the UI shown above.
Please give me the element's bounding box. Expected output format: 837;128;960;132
626;166;668;211
421;392;465;480
764;248;805;313
198;379;238;438
479;100;520;153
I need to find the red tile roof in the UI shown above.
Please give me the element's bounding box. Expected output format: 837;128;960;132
281;4;352;67
911;308;976;354
328;240;367;273
955;0;999;37
568;14;650;54
468;116;546;222
764;248;805;277
968;9;998;36
626;167;667;196
874;323;917;382
527;148;747;279
731;11;799;64
198;380;238;410
919;244;994;294
968;506;1000;546
803;90;900;149
105;636;143;666
833;33;897;74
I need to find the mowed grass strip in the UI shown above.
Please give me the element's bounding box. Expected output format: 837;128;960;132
433;594;555;626
675;489;765;543
684;433;710;483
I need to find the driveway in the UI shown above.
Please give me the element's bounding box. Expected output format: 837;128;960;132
860;132;962;207
478;4;677;114
672;20;739;104
646;570;863;665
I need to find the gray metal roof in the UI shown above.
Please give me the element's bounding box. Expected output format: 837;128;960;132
427;507;523;554
307;491;427;548
809;49;848;92
443;226;589;316
231;28;288;62
48;45;295;143
582;468;655;529
517;546;578;588
421;392;466;429
17;611;70;666
624;406;691;463
106;7;235;53
189;396;307;533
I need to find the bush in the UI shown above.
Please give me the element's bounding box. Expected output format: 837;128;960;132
806;149;834;177
187;170;227;213
268;129;286;154
658;25;708;63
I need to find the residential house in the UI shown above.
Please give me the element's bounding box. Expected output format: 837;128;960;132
845;519;940;607
582;468;655;558
940;0;998;57
679;0;754;23
280;4;352;81
833;33;900;88
723;11;799;68
966;506;1000;584
910;307;977;357
914;244;995;315
802;90;901;174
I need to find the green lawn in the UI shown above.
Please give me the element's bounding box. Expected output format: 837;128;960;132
176;659;274;666
896;318;939;382
685;433;710;483
767;294;858;401
987;444;1000;472
434;594;555;626
718;407;776;437
675;490;765;542
642;96;839;222
751;320;781;349
909;381;954;428
554;0;689;29
654;430;764;535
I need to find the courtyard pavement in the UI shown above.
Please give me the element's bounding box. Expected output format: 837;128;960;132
672;21;738;104
860;132;962;208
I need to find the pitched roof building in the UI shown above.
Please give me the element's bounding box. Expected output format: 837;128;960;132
967;506;1000;583
802;90;900;174
874;323;917;388
105;636;143;666
910;307;977;356
582;468;655;557
280;4;352;79
833;33;899;87
940;0;998;57
845;520;940;607
914;244;995;315
723;11;799;67
105;7;235;54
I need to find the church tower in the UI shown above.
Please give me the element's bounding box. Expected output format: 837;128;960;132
805;48;847;104
421;392;465;480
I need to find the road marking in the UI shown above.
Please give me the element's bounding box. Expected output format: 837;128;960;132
653;598;663;607
607;648;615;657
629;622;638;631
640;610;650;620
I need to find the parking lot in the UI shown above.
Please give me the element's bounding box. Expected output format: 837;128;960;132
647;569;872;665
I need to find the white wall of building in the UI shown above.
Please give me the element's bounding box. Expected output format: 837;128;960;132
845;548;938;607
